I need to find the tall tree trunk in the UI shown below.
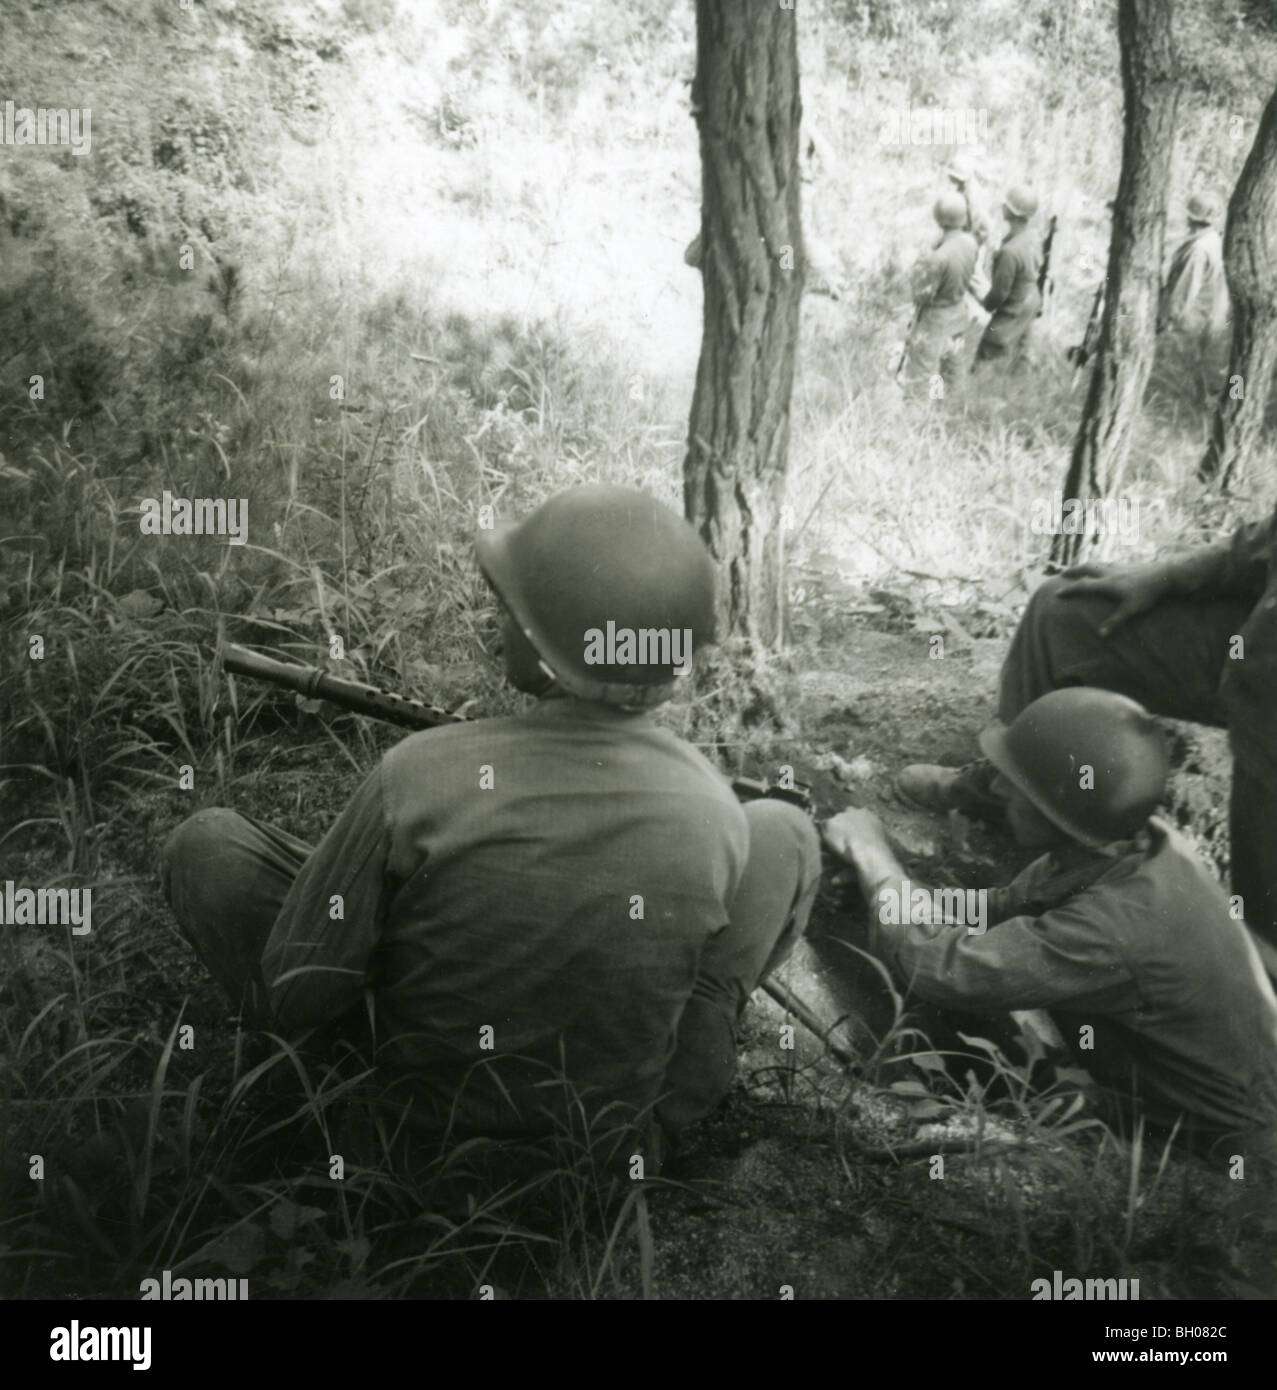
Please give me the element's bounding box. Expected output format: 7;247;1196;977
683;0;804;648
1050;0;1178;569
1197;82;1277;490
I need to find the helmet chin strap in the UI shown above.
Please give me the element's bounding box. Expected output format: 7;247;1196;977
530;656;674;712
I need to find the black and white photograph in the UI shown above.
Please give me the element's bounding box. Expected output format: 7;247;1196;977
2;0;1275;1339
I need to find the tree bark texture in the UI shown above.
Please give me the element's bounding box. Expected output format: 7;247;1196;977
1198;81;1277;489
683;0;805;647
1051;0;1178;568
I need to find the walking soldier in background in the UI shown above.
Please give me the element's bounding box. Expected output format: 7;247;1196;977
973;186;1043;373
1158;192;1231;397
900;191;978;390
1160;193;1231;342
162;485;821;1160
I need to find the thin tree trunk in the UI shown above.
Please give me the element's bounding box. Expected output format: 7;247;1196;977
1198;82;1277;490
683;0;805;648
1051;0;1178;569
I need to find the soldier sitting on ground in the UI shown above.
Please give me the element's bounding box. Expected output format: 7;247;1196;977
162;485;820;1163
897;503;1277;959
945;153;992;300
824;688;1277;1166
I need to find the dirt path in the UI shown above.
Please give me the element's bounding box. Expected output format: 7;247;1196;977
755;620;1018;1051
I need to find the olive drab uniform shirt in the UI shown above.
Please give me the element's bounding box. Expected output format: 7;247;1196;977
1161;226;1230;339
914;228;979;311
260;698;750;1136
871;819;1277;1147
980;225;1042;350
912;227;979;340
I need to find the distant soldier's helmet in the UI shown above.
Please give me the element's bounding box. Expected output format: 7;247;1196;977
474;484;717;709
1186;193;1217;225
933;192;969;229
1002;186;1039;219
946;154;975;184
978;688;1169;847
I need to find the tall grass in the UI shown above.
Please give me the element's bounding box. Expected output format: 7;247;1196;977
2;0;1275;1298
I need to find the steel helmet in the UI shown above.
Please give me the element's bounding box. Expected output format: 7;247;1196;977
1186;193;1217;225
978;688;1168;847
946;154;975;184
1002;186;1038;220
474;484;717;709
934;191;969;229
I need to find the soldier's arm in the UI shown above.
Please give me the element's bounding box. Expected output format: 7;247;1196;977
827;809;1006;938
1061;506;1274;623
983;853;1061;926
981;247;1014;312
881;886;1131;1013
261;764;393;1030
911;252;941;306
822;809;1130;1011
1161;508;1275;601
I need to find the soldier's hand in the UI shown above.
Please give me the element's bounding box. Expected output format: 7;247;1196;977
1055;561;1172;637
821;806;888;865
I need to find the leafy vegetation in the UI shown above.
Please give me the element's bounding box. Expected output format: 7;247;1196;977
2;0;1275;1298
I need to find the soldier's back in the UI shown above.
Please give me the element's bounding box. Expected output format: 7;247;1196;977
920;229;978;309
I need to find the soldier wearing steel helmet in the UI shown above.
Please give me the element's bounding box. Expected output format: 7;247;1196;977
1157;192;1232;399
973;185;1043;372
896;507;1277;962
1160;192;1230;340
161;485;820;1156
824;688;1277;1156
900;191;978;389
946;154;993;246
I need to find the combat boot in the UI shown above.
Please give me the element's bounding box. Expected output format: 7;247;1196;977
897;759;1001;819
